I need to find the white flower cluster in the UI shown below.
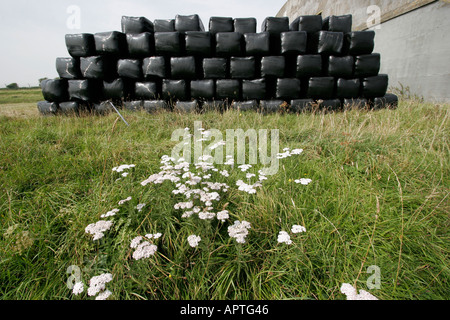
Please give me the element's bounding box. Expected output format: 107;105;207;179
118;196;132;205
340;283;378;300
136;203;146;212
295;178;313;186
292;225;307;234
277;148;304;159
130;236;158;261
113;164;136;178
277;225;307;245
87;273;113;300
236;180;262;194
228;221;251;244
101;208;119;218
85;220;114;241
72;282;84;295
187;235;201;248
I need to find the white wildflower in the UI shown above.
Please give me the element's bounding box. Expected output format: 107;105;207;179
228;221;251;244
198;210;216;220
112;164;135;173
101;208;119;218
246;173;256;179
145;233;162;240
136;203;146;212
85;220;114;241
118;197;132;205
217;210;230;222
220;170;229;177
132;242;158;260
72;282;84;295
174;201;194;210
292;225;307;234
295;178;312;185
187;235;202;248
277;231;293;245
276;151;291;159
130;236;143;249
238;164;252;172
122;172;129;178
224;158;235;166
340;283;378;300
87;273;113;297
95;290;112;301
291;149;304;155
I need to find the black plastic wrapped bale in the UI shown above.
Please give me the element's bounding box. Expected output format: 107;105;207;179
185;32;212;57
175;100;199;113
123;101;143;112
202;100;227;113
68;79;97;102
355;53;381;77
280;31;307;55
260;100;285;114
242;79;266;100
126;33;155;58
117;59;143;79
336;78;361;99
155;32;183;56
231;100;258;112
121;16;154;34
362;74;389;98
162;79;188;101
175;14;205;33
261;17;289;54
135;82;159;100
143;100;169;113
276;78;302;100
307;77;335;99
322;15;353;33
244;33;270;56
80;56;116;80
191;80;215;101
343;98;368;109
56;57;82;79
94;101;114;115
296;15;323;34
59;101;81;115
234;18;257;35
209;17;234;34
171;56;197;80
290;99;314;113
373;93;399;110
296;55;322;78
314;31;344;55
203;58;228;79
94;31;127;57
318;99;342;111
154;19;175;32
230;57;256;79
215;33;243;57
37;101;58;115
327;56;354;78
216;79;241;101
102;78;130;101
41;79;68;103
143;56;167;79
65;33;96;57
344;31;375;55
261;56;285;78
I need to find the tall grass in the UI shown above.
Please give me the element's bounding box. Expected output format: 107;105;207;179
0;98;448;300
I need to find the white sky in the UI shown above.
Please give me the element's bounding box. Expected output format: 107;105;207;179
0;0;287;88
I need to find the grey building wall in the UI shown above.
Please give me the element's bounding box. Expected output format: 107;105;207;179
277;0;450;102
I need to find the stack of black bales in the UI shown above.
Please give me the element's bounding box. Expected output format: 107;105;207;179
38;14;398;115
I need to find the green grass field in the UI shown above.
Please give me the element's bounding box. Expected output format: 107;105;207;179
0;89;448;300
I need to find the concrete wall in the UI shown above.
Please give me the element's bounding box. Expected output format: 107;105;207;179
277;0;450;102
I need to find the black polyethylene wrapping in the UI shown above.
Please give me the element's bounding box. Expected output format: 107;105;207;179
215;33;242;57
80;56;116;80
276;78;301;100
94;31;127;57
344;31;375;55
185;32;212;57
37;101;58;115
336;78;361;99
242;78;266;100
126;33;155;58
234;18;257;35
290;99;314;112
244;33;270;56
191;80;215;100
297;15;323;34
117;59;143;79
155;32;183;56
143;56;167;79
175;100;199;113
319;99;342;110
216;79;241;100
362;74;389;98
154;19;175;32
143;100;168;112
135;82;159;100
355;53;381;77
261;56;285;78
280;31;307;55
171;56;197;80
68;79;97;102
260;100;285;113
231;100;258;111
373;94;398;109
121;16;154;34
307;77;335;99
56;57;82;79
323;15;352;33
65;33;96;57
203;58;228;79
123;101;143;111
209;17;234;34
102;78;130;101
230;57;256;79
162;79;188;101
343;98;368;108
314;31;344;55
327;56;354;78
41;79;68;103
296;55;322;78
59;101;80;114
175;14;205;33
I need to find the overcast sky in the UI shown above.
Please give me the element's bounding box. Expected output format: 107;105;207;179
0;0;287;88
